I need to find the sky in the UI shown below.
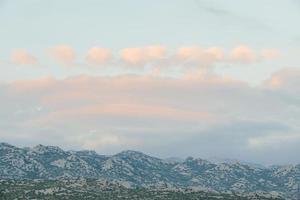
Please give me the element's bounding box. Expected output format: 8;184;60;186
0;0;300;165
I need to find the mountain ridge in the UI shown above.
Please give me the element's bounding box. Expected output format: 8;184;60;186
0;142;299;198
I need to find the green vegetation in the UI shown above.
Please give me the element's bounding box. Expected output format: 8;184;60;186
0;179;283;200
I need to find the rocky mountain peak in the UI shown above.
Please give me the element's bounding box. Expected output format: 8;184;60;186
31;144;64;154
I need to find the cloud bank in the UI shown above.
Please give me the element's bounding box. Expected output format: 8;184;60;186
0;68;299;164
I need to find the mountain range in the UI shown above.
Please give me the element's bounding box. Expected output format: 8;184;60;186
0;142;299;198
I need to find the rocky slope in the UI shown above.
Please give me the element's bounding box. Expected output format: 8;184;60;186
0;142;299;198
0;178;284;200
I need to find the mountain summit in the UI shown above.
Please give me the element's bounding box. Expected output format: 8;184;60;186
0;143;299;198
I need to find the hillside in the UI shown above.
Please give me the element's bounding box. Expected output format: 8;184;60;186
0;143;299;199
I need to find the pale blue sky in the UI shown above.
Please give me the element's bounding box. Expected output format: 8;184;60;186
0;0;299;48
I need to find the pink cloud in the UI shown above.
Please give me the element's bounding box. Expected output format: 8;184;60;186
264;68;300;90
27;103;210;126
143;45;166;59
7;45;279;71
10;77;56;93
206;47;224;60
6;71;298;156
48;45;76;65
86;47;112;65
261;49;280;60
229;45;257;64
175;46;224;67
120;45;166;66
11;50;37;65
121;47;144;65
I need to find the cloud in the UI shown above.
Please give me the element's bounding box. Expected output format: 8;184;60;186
24;103;211;127
264;68;300;90
176;46;224;67
248;133;300;149
1;69;300;164
86;47;112;65
206;47;225;60
228;46;279;65
72;132;141;150
117;45;272;70
11;77;56;92
229;45;257;64
48;45;76;65
261;49;280;60
11;49;37;65
6;45;277;71
120;45;166;66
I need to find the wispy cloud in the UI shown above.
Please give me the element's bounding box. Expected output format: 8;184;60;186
193;0;232;16
229;45;257;64
48;45;76;66
11;49;37;65
193;0;271;31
